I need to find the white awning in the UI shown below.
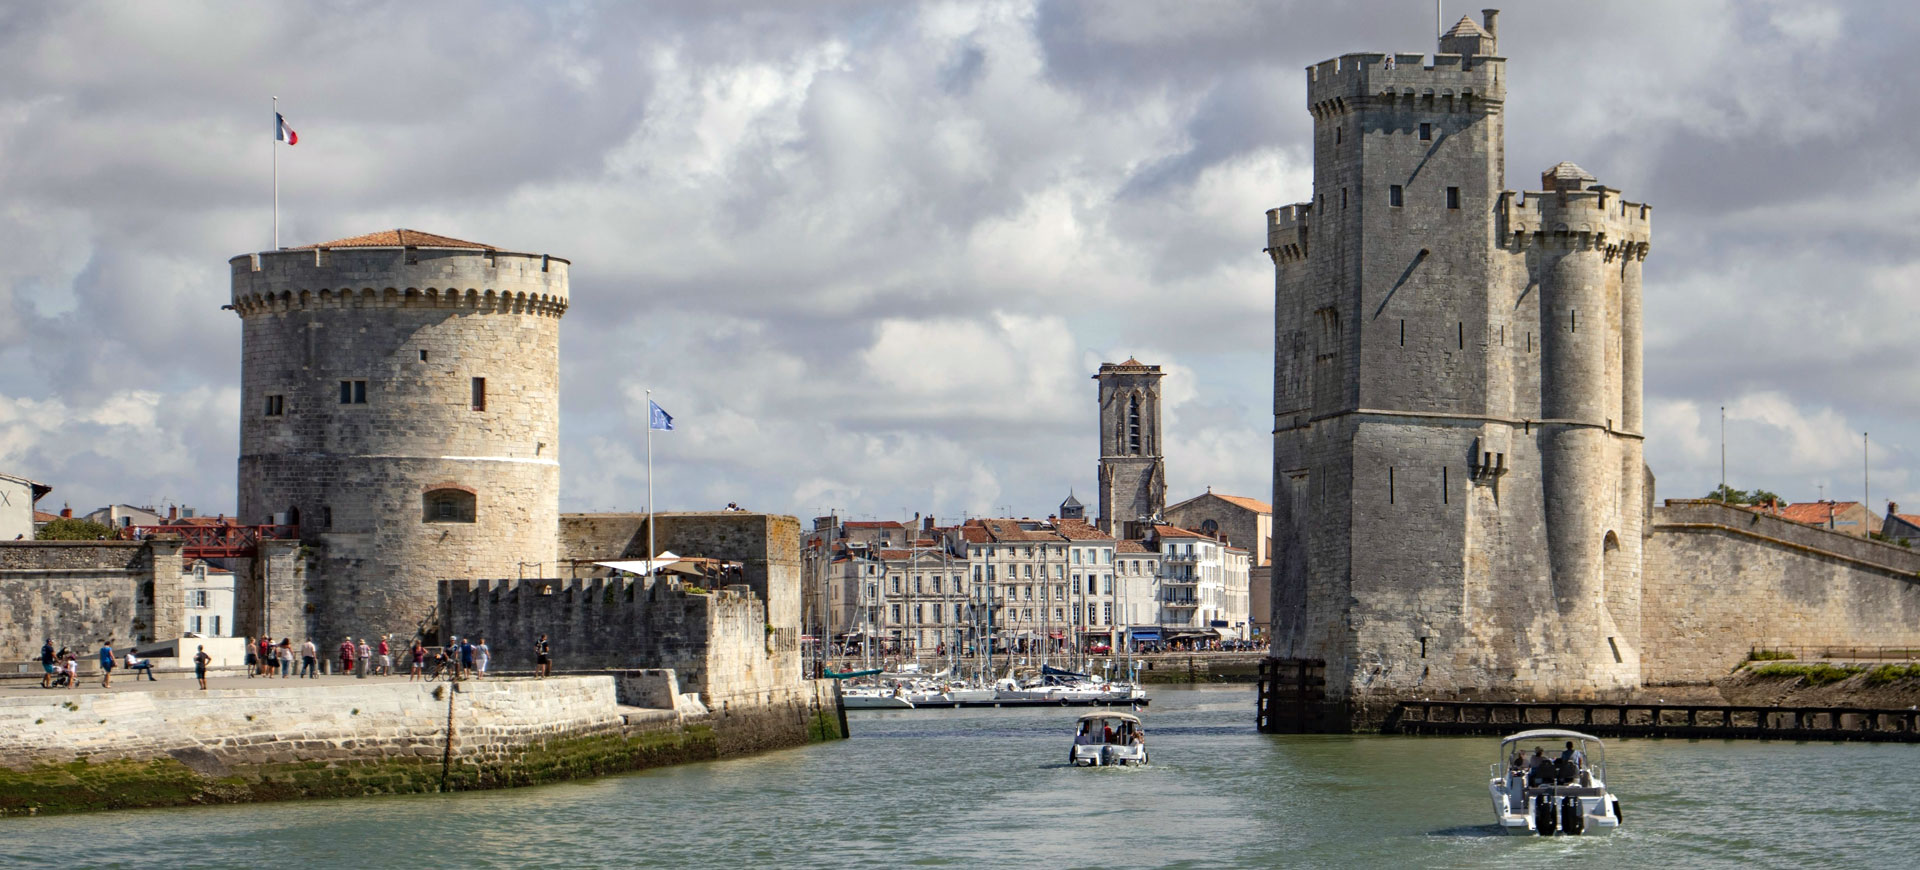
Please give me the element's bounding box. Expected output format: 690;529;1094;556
594;553;680;576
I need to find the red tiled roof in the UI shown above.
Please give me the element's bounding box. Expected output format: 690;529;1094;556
843;521;905;530
959;526;991;544
878;549;912;560
1116;540;1153;554
1210;494;1273;514
33;510;60;523
292;229;496;250
1053;519;1113;541
1152;524;1208;539
1769;501;1860;525
1894;514;1920;527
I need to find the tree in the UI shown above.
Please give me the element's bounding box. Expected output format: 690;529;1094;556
1703;484;1785;506
36;518;114;540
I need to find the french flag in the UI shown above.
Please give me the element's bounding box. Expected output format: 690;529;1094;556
275;112;298;145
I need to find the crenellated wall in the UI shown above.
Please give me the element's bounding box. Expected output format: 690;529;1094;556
0;539;182;660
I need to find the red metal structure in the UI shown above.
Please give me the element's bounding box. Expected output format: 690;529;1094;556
116;524;298;559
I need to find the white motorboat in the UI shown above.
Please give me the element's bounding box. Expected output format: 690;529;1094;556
841;684;915;709
1489;729;1621;836
1067;712;1148;766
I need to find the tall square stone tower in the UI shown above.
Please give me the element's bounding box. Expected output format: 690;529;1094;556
1095;359;1166;538
1266;11;1653;726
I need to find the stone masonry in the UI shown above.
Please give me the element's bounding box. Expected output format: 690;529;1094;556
0;539;182;660
1267;11;1652;721
229;232;568;644
1095;359;1167;538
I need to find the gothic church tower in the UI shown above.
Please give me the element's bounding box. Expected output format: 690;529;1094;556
1266;11;1653;727
1095;359;1166;538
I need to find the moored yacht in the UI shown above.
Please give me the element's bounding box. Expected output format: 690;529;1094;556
1489;729;1621;836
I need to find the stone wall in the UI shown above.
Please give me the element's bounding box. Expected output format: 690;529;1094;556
1643;500;1920;683
0;539;182;660
0;674;843;816
439;576;792;699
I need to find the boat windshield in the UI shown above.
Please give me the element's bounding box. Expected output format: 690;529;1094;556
1497;730;1605;781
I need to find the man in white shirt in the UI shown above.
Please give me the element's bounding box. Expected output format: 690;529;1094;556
124;650;157;681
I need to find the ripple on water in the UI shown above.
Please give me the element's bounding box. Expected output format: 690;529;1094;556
4;686;1920;869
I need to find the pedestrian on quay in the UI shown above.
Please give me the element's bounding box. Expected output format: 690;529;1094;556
378;636;393;676
535;633;552;678
98;638;116;688
409;639;426;681
193;644;211;689
473;637;490;678
278;638;295;678
356;638;371;678
258;636;274;677
39;638;56;688
459;636;475;679
339;637;356;676
58;647;77;688
244;635;258;678
300;638;318;678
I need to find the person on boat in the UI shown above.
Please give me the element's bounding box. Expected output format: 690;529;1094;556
1509;749;1528;774
1075;723;1099;745
1558;740;1586;768
1103;723;1116;744
1129;727;1145;747
1526;747;1550;786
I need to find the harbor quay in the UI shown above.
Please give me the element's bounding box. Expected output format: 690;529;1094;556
0;671;842;817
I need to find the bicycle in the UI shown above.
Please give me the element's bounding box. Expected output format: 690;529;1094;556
426;653;461;682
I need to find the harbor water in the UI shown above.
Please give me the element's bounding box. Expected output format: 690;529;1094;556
5;684;1919;868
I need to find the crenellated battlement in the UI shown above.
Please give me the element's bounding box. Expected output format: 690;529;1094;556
1306;51;1504;117
1266;203;1313;264
229;247;569;318
1502;187;1653;257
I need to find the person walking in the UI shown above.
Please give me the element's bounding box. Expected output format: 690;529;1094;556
409;640;426;681
377;636;393;676
338;637;356;676
278;638;295;678
473;637;491;678
244;635;258;678
300;638;318;678
98;639;116;688
356;638;372;678
535;633;552;678
39;638;56;689
193;644;211;689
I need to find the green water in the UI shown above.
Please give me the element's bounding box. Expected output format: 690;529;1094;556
4;685;1917;868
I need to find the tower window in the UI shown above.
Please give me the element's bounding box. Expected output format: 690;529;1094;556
1334;126;1342;145
263;394;284;417
1446;187;1461;209
1342;188;1349;209
339;380;367;404
419;349;429;362
1127;395;1142;454
471;377;487;411
422;487;477;524
1389;185;1403;207
1419;122;1432;141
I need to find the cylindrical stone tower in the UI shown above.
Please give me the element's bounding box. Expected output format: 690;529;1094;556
230;229;569;643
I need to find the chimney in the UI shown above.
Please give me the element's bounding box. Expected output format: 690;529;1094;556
61;505;73;518
168;505;179;522
923;515;935;532
1481;9;1499;51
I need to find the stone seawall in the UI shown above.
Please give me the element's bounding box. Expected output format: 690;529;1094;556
1644;501;1920;684
0;675;843;817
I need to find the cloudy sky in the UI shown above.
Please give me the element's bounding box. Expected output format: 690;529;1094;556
3;0;1917;525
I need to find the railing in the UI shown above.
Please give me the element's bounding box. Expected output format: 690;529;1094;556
1386;699;1920;743
117;524;298;558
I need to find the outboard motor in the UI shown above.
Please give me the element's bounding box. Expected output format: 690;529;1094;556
1561;797;1586;835
1534;796;1558;835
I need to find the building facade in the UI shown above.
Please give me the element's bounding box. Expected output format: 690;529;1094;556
1267;12;1652;705
182;559;236;637
230;229;568;643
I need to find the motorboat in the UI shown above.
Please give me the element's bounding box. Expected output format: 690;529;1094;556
841;684;914;709
1489;729;1621;836
1068;712;1148;766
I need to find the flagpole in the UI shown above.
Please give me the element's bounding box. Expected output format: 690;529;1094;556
272;95;279;250
647;388;656;568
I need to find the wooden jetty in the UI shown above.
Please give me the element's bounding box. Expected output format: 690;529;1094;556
1386;699;1920;743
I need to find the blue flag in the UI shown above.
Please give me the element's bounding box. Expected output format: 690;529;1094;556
648;400;674;431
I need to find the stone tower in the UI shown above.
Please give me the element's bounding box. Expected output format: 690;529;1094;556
1266;11;1653;726
1094;359;1166;538
229;229;569;643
